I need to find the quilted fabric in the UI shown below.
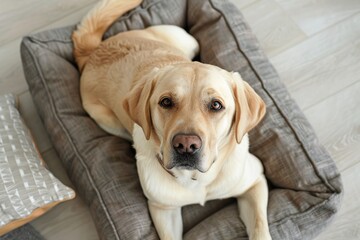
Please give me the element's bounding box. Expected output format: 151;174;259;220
0;94;75;236
20;0;343;239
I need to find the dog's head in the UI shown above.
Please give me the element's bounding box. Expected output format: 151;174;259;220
123;62;265;176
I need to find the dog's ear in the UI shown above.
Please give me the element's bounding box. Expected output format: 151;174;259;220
123;70;158;140
232;72;266;144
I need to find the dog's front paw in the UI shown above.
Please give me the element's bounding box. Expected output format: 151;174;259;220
249;222;272;240
250;228;272;240
251;233;272;240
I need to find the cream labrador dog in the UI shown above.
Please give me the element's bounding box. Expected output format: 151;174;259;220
72;0;271;239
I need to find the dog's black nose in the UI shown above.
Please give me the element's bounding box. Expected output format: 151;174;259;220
172;134;202;155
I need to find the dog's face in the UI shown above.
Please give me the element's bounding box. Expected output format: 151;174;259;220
124;62;265;176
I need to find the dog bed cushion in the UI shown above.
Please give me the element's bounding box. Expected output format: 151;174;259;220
20;0;343;239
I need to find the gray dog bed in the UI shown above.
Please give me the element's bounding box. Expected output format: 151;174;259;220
20;0;343;239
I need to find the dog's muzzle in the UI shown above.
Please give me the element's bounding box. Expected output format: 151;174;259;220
167;134;205;172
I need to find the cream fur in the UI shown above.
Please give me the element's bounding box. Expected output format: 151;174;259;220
72;0;271;239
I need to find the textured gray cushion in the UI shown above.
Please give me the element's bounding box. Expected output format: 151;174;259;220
0;94;75;236
20;0;343;239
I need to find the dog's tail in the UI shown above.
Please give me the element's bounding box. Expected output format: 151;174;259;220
72;0;142;72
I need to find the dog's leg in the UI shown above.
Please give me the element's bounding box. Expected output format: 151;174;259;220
148;201;182;240
237;175;272;240
146;25;199;60
119;25;199;60
83;102;132;141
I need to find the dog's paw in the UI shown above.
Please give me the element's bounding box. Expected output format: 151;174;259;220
250;230;272;240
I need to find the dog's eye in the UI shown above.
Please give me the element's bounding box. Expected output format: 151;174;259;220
210;100;223;111
159;97;173;109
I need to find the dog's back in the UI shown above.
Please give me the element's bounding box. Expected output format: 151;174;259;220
72;0;199;139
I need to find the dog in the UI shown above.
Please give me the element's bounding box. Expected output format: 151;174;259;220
72;0;271;239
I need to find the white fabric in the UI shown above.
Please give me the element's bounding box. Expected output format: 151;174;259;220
0;94;75;228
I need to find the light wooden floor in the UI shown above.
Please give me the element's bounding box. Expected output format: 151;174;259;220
0;0;359;239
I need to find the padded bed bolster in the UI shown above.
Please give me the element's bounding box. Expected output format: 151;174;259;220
21;0;343;239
